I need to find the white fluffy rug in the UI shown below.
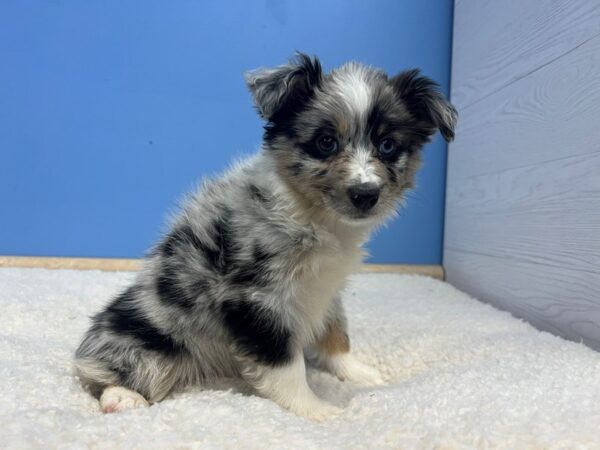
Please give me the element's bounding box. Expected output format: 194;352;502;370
1;268;599;449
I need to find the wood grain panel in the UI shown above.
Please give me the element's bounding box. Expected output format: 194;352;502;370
444;249;600;350
445;151;600;269
447;2;600;350
452;0;600;109
448;33;600;180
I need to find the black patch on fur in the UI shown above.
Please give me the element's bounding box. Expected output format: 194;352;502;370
157;230;179;257
155;226;211;308
230;244;273;288
367;103;410;139
156;266;180;303
221;298;291;366
366;104;383;137
387;166;398;184
296;122;340;160
169;213;235;275
156;265;199;309
179;224;206;250
191;278;210;296
248;184;268;203
314;169;327;178
297;141;337;161
108;361;132;386
367;103;420;163
287;162;304;176
158;225;204;258
104;287;185;354
209;208;235;273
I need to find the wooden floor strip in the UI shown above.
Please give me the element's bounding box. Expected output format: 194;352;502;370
0;256;444;280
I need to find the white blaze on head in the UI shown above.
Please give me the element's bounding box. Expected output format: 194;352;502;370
334;64;372;119
348;148;381;185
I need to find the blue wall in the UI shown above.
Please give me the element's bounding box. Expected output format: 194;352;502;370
0;0;453;264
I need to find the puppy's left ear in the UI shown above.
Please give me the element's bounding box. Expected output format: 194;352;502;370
245;52;323;121
391;69;458;142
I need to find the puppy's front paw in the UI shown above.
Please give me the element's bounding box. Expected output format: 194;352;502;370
288;397;342;421
100;386;149;413
331;354;384;386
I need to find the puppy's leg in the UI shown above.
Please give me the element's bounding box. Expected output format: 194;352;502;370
75;358;151;413
221;299;340;420
245;350;342;421
314;296;384;386
75;286;193;412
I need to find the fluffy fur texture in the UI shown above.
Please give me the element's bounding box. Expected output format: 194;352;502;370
75;53;457;419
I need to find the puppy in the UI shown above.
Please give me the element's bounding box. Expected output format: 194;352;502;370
75;53;456;420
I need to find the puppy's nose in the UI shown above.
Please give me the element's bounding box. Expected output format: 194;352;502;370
347;183;380;212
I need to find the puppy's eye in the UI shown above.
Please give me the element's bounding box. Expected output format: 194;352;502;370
316;135;339;155
378;138;398;158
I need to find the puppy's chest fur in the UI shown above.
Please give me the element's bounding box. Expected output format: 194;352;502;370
276;224;365;344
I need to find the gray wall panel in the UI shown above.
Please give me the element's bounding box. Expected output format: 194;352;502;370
445;0;600;350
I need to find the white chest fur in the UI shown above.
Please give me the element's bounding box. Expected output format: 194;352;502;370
288;225;366;345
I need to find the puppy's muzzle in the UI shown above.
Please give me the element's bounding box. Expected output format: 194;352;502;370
347;183;380;212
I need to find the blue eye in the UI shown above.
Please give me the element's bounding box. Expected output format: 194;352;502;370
378;138;397;157
316;135;339;155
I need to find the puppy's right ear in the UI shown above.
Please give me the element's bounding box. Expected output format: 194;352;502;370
245;53;322;121
391;69;458;142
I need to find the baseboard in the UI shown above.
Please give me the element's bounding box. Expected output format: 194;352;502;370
0;256;444;280
0;255;140;271
361;264;444;279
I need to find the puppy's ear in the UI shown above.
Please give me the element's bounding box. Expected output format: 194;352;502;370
245;52;323;121
391;69;458;142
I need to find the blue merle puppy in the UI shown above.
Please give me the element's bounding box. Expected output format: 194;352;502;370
75;53;457;420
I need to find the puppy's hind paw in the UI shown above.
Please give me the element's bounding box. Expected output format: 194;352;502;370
100;386;149;413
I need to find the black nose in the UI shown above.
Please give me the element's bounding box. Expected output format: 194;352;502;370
347;183;380;212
